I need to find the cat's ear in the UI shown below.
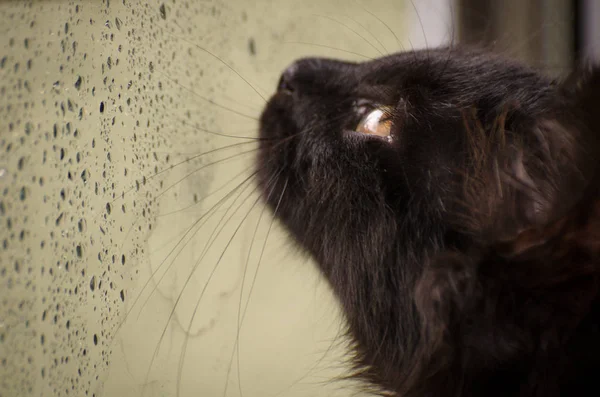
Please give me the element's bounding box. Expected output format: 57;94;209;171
502;119;589;234
500;63;600;251
460;116;593;247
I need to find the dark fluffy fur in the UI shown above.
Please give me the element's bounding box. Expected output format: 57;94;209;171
256;47;600;397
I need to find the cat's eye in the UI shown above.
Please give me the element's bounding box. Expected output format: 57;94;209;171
356;107;393;140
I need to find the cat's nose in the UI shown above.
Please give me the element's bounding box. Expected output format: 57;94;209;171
277;62;299;93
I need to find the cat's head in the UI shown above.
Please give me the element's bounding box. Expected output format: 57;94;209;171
257;47;600;396
258;48;600;271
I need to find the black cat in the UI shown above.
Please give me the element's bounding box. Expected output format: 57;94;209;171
256;48;600;396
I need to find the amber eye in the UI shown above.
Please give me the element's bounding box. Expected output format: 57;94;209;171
355;107;393;139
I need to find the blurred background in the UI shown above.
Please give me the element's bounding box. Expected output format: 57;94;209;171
0;1;598;397
459;0;599;74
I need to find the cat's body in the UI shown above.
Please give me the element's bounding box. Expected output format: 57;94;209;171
256;47;600;397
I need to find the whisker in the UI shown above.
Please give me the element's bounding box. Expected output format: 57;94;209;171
283;42;375;60
160;29;267;103
340;14;390;54
273;321;346;397
228;176;288;397
138;174;259;321
157;69;260;120
107;141;256;210
157;167;253;219
176;184;265;397
238;177;286;326
313;14;384;56
217;93;264;113
356;2;404;52
153;146;258;201
149;169;257;260
176;117;263;140
409;0;430;52
107;173;255;352
140;174;259;397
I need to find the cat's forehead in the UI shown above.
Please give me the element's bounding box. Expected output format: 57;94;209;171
356;48;541;83
286;48;548;93
361;48;516;74
350;48;553;106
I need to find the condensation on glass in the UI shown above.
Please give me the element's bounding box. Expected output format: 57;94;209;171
0;1;452;396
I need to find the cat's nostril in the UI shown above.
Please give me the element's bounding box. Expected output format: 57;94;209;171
277;62;299;93
277;74;293;93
